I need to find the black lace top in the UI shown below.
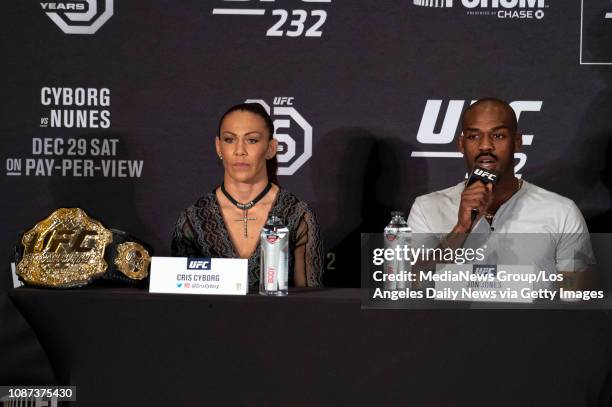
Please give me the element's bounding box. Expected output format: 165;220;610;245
171;188;323;287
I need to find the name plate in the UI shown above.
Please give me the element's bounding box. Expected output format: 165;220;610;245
434;264;534;303
149;257;248;295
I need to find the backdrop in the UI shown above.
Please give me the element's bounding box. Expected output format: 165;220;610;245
1;0;612;383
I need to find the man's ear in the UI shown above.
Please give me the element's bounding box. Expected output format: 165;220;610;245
458;133;465;154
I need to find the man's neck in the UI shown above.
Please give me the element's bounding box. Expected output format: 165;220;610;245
492;175;518;204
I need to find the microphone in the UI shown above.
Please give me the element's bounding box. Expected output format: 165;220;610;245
466;166;499;224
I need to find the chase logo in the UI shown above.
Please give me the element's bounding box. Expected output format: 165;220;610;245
580;0;612;64
187;258;212;270
41;0;114;35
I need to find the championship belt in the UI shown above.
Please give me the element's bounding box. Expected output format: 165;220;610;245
14;208;152;288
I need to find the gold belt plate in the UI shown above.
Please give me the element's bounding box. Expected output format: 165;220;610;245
115;241;150;280
17;208;113;288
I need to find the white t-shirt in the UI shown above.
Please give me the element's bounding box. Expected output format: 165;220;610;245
408;180;594;280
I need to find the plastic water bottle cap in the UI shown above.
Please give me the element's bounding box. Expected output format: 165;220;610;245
267;215;284;226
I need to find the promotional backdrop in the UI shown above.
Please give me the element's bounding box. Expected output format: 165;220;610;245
2;0;612;382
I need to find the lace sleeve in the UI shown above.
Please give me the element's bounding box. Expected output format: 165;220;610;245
293;206;324;287
171;210;201;257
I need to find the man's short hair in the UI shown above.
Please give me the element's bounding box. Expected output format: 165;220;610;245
461;97;518;134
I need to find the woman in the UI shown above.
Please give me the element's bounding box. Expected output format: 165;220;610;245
171;103;323;287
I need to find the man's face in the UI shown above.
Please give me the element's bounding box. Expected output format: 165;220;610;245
459;102;521;178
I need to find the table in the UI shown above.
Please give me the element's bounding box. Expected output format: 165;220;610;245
9;287;612;406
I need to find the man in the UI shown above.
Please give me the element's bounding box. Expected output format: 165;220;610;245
408;98;594;289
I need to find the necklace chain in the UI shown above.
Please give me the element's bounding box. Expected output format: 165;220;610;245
484;178;523;220
220;182;272;210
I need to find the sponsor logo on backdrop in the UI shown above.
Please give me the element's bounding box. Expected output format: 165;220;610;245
212;0;331;37
245;97;312;176
41;0;113;34
4;86;144;178
413;0;547;20
579;0;612;64
411;99;542;177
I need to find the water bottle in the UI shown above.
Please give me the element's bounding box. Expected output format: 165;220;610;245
383;211;412;290
259;215;289;296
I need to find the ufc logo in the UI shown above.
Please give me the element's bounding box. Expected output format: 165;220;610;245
416;99;542;144
187;258;211;270
273;97;294;106
474;168;497;182
413;99;542;177
26;229;98;253
189;260;208;268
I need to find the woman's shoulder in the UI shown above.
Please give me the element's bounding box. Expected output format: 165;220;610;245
275;188;317;220
276;188;310;209
192;190;217;208
179;191;218;219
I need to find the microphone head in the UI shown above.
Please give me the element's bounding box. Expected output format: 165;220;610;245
466;166;499;187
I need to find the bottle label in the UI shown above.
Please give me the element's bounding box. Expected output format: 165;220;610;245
385;233;397;242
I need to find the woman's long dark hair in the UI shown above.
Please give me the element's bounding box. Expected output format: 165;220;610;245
218;103;279;185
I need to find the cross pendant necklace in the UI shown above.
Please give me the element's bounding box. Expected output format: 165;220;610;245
235;209;256;238
221;182;273;239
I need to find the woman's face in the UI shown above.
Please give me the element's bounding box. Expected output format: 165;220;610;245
216;110;277;183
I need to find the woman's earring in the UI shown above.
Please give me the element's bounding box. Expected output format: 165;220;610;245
218;153;223;160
